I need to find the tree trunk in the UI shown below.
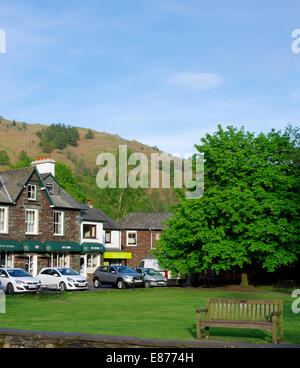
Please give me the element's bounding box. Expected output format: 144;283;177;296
240;272;249;287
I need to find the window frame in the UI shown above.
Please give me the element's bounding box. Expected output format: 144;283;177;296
83;224;97;239
0;206;8;234
126;231;137;246
105;230;111;243
25;209;39;235
28;184;37;201
53;211;64;236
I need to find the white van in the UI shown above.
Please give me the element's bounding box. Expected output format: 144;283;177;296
138;258;186;286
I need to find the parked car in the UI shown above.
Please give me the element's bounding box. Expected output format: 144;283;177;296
93;265;143;289
0;268;41;295
138;258;187;286
36;267;88;291
134;267;167;288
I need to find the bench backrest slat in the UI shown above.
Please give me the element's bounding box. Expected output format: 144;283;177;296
206;298;283;321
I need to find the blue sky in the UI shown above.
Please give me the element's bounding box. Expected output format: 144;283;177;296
0;0;300;155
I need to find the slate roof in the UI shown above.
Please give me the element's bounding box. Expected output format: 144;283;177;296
119;212;172;230
0;167;34;202
80;204;121;230
0;167;81;210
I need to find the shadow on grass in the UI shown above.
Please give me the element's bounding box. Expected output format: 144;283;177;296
187;324;270;343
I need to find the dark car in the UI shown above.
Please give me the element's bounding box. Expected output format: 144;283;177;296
93;265;143;289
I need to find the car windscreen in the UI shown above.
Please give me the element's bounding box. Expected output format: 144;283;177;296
57;268;79;276
145;269;161;276
7;269;32;277
116;266;134;273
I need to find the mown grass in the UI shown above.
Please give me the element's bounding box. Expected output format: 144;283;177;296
0;288;299;345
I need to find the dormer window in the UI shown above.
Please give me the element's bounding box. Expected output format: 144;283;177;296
28;185;36;200
46;183;53;195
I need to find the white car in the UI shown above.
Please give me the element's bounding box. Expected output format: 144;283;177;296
36;267;88;291
0;268;41;295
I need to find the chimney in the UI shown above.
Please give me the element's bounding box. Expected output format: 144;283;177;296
31;155;55;177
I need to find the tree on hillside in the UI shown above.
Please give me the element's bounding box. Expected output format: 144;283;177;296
36;123;80;153
55;162;87;203
0;150;10;166
12;151;33;168
84;129;95;140
152;125;300;286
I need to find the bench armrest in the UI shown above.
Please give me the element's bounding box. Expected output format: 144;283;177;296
196;308;208;313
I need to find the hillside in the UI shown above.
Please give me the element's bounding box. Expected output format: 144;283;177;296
0;116;177;219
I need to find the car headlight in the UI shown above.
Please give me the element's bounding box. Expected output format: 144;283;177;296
67;278;75;283
16;280;25;285
125;276;133;281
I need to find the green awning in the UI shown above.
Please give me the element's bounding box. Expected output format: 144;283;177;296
81;243;105;254
22;241;46;252
45;241;81;253
0;239;22;252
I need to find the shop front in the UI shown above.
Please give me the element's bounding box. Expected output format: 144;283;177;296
80;243;105;281
0;240;82;276
45;241;81;273
103;251;132;266
0;240;23;268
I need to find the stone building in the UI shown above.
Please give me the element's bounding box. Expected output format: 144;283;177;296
119;212;172;268
0;158;82;276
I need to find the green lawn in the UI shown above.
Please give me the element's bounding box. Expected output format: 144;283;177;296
0;288;299;345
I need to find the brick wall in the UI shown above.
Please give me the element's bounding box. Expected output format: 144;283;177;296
121;229;161;268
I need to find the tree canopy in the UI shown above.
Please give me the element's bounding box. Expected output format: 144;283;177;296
55;162;87;203
36;123;80;153
153;125;300;278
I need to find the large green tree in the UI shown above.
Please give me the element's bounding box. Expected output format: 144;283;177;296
153;125;300;286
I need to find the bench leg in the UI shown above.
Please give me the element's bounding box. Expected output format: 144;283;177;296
279;323;283;341
272;318;277;344
196;315;202;340
205;327;210;339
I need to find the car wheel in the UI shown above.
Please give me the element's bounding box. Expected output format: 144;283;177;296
145;281;151;288
59;282;67;292
93;278;101;288
116;279;125;289
6;283;15;295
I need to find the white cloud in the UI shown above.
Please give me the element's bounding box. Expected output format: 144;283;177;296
165;72;224;90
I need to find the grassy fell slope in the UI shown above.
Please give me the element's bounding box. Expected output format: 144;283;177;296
0;117;177;217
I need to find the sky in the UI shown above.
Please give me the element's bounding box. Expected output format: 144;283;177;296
0;0;300;156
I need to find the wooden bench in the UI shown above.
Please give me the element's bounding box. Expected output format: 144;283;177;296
196;298;283;344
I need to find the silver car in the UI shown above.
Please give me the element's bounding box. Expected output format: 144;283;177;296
134;267;167;288
93;265;143;289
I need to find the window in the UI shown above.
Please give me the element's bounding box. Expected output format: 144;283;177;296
25;209;38;234
105;231;111;243
0;207;8;233
87;254;99;269
51;254;69;268
28;185;36;200
54;211;64;236
46;183;53;195
127;231;137;246
83;224;97;239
